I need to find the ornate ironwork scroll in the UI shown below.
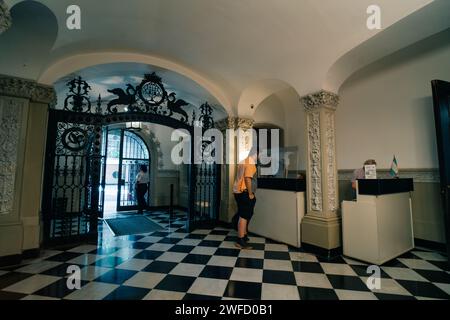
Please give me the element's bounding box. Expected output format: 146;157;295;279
64;77;92;113
199;102;214;130
58;72;217;128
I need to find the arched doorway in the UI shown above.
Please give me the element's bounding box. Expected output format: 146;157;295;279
102;129;150;216
41;72;221;246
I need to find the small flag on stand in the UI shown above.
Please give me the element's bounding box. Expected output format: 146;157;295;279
390;155;399;178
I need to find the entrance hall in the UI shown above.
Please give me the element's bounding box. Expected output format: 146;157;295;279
0;0;450;305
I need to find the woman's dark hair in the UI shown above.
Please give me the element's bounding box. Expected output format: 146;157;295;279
140;165;148;173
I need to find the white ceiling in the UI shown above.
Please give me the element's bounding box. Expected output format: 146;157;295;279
1;0;444;115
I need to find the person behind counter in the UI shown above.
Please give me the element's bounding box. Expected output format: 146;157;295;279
351;159;377;198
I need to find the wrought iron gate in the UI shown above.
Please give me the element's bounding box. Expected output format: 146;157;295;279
42;111;104;245
192;163;221;227
190;103;221;228
42;73;220;246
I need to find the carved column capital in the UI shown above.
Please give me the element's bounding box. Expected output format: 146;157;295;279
301;90;339;112
0;75;57;104
0;0;12;34
236;117;255;130
215;117;255;131
215;117;236;132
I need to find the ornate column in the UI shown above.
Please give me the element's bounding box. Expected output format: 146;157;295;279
215;117;254;223
0;1;12;34
300;90;341;252
0;74;55;263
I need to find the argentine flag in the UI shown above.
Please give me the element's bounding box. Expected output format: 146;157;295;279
390;155;399;177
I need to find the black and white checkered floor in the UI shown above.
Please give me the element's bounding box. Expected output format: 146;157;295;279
0;211;449;300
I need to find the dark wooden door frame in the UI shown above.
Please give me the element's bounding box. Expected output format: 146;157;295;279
431;79;450;264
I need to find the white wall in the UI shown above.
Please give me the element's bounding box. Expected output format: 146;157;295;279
336;30;450;170
142;123;179;170
336;30;450;244
139;123;183;206
252;88;307;171
279;88;307;171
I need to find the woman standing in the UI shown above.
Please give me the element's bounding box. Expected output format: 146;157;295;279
233;149;258;249
135;165;149;214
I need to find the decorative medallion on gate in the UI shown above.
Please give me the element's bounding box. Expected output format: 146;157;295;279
55;122;95;155
61;127;88;152
137;73;167;106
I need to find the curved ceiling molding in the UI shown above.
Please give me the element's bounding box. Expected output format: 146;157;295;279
1;0;441;105
0;0;58;79
37;51;233;116
324;0;450;94
237;79;297;118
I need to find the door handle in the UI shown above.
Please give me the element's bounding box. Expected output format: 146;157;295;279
119;179;125;186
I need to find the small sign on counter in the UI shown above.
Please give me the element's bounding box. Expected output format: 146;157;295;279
364;164;377;179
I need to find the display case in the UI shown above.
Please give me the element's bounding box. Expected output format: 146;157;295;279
257;146;301;179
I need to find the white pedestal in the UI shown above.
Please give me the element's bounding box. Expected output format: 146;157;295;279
342;192;414;265
249;189;305;247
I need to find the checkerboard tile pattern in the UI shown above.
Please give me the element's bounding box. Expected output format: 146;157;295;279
0;210;449;300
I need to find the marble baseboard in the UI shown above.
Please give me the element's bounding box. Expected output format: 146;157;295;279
338;168;439;183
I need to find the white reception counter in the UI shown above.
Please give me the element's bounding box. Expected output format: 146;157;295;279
248;178;305;248
342;179;415;265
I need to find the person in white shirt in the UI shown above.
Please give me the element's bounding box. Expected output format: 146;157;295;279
135;165;149;214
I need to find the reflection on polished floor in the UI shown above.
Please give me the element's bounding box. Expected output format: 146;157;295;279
0;210;449;300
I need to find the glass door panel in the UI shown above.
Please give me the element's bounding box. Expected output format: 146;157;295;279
117;129;150;212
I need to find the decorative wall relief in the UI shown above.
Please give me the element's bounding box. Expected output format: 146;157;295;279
308;111;322;211
325;111;337;211
0;76;57;105
0;0;12;34
0;98;24;215
302;90;339;214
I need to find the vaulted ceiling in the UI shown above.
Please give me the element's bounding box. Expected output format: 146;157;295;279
1;0;448;115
